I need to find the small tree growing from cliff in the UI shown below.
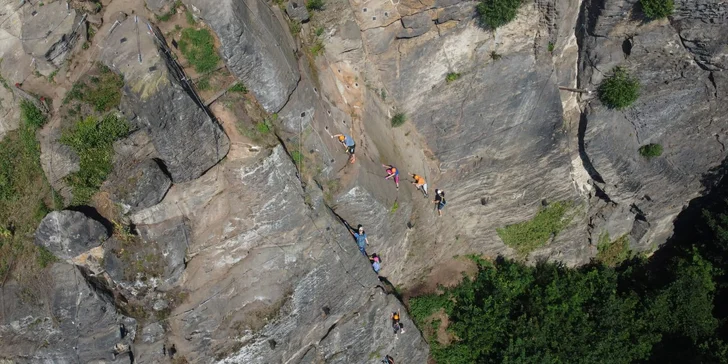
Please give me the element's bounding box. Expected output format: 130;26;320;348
598;67;640;110
476;0;523;29
640;0;673;20
391;113;406;127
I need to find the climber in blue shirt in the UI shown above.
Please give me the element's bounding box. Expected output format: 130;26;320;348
332;133;356;163
349;224;368;255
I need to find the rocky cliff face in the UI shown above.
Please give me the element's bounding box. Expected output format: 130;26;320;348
0;0;726;362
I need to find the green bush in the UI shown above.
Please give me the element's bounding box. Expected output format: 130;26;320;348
230;83;247;93
391;113;406;127
306;0;324;11
179;28;221;73
476;0;523;29
599;67;640;110
496;201;572;255
291;150;303;164
315;26;325;37
446;72;460;83
639;143;663;158
640;0;673;19
61;114;129;205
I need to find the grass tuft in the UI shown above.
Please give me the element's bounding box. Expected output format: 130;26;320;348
306;0;324;11
60;114;129;205
496;201;572;255
230;83;248;93
596;233;632;266
446;72;460;83
179;28;221;73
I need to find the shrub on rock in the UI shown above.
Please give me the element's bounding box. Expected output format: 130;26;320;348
476;0;523;29
598;67;640;110
640;0;674;20
639;143;663;158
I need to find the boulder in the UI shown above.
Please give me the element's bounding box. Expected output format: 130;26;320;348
20;1;83;71
108;159;172;211
0;263;136;362
34;210;109;260
136;217;189;286
186;0;300;112
286;0;310;22
100;18;229;182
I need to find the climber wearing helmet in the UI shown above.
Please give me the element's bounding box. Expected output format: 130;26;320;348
332;133;356;163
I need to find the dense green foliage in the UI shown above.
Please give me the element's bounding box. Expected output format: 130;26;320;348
61;114;129;205
599;67;640;110
476;0;523;29
179;28;221;73
0;100;59;279
640;143;663;158
306;0;324;11
496;201;572;255
391;113;406;128
411;181;728;363
640;0;674;19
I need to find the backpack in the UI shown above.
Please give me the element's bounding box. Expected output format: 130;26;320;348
440;198;446;206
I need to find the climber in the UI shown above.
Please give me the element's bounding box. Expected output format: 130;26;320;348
382;355;395;364
382;164;400;188
433;189;446;216
391;309;405;334
332;133;356;164
348;224;368;255
410;173;428;197
369;253;381;273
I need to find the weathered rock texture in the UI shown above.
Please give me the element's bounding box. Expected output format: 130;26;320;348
34;210;109;260
20;1;84;74
0;263;136;363
131;146;429;362
106;159;172;211
186;0;300;113
100;17;229;182
577;0;728;248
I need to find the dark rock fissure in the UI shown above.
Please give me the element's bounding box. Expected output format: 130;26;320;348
577;111;606;185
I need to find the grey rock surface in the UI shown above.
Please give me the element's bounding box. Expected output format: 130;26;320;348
578;0;728;247
398;12;432;38
39;128;80;202
186;0;300;113
131;147;430;362
20;1;83;71
34;210;109;260
100;17;229;183
146;0;174;15
286;0;310;22
672;0;728;71
136;217;189;286
107;159;172;211
0;263;136;363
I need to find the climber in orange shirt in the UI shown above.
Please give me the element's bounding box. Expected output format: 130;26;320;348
410;173;427;197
